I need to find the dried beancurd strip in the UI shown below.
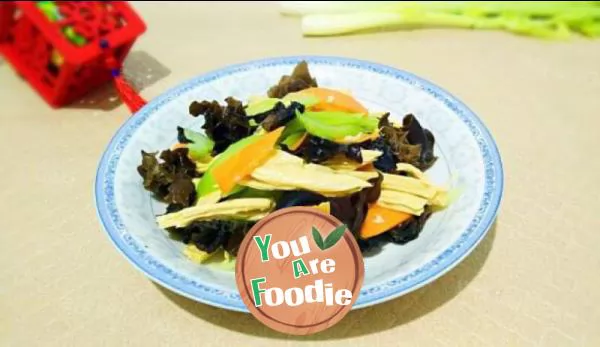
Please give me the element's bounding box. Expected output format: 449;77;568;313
250;151;372;195
195;191;222;205
395;163;427;181
239;178;297;191
378;201;425;216
334;170;379;181
379;190;429;211
157;198;274;228
324;149;382;170
382;173;438;199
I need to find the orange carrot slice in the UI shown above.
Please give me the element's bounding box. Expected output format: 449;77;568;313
359;204;412;239
296;87;368;114
358;163;376;172
170;143;188;150
212;127;284;194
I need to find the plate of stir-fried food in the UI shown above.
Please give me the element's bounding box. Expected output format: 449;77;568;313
95;56;503;311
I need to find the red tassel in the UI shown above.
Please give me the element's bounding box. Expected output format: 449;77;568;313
99;40;147;114
113;74;147;113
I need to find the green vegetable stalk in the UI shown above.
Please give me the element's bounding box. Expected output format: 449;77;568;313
281;131;306;148
195;133;264;197
179;127;214;162
296;110;378;141
280;1;600;39
279;118;306;146
245;94;320;116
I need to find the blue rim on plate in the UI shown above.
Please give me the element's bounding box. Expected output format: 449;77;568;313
94;56;504;312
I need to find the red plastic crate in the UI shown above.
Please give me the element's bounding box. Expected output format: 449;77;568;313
0;1;146;108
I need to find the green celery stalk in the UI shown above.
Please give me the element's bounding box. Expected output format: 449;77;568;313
282;1;600;39
302;12;407;37
281;118;305;138
245;98;281;116
195;134;263;197
300;110;377;127
282;1;600;17
280;1;402;16
245;94;320;116
301;11;578;39
181;128;214;162
279;117;306;147
282;92;320;107
575;20;600;37
296;110;378;141
281;131;306;148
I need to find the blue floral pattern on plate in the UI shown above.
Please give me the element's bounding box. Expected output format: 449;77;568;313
94;56;503;312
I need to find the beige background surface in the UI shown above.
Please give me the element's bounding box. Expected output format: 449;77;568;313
2;2;600;346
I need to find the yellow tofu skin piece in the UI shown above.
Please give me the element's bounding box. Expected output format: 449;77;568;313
379;190;429;213
156;198;274;229
239;178;297;191
395;163;427;181
377;201;425;216
376;163;450;215
334;130;380;145
334;170;379;181
184;244;216;263
382;173;438;199
324;149;382;170
250;150;372;195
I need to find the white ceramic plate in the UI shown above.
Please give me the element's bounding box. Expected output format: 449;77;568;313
95;56;503;312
